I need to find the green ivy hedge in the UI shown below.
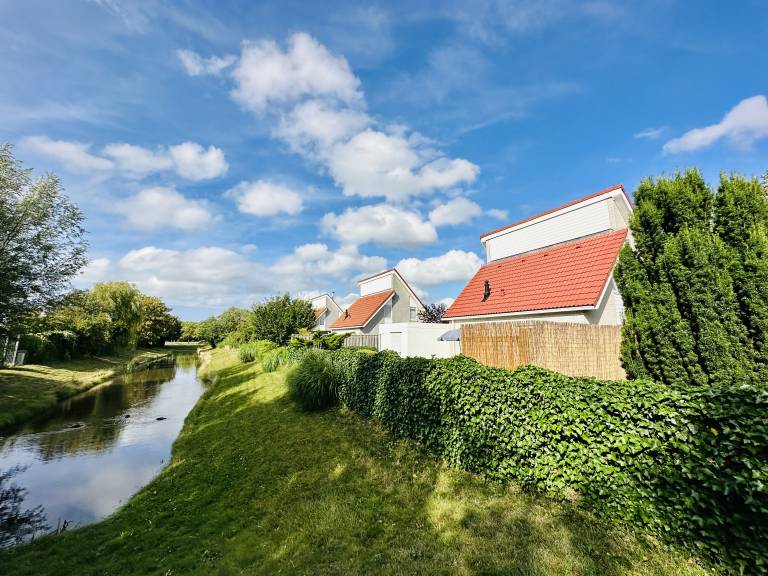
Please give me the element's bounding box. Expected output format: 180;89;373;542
290;349;767;572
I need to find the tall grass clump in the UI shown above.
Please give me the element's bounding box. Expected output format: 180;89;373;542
262;348;288;372
286;350;339;411
239;340;278;363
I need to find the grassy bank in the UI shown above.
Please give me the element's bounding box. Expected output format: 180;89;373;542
1;349;708;575
0;348;175;428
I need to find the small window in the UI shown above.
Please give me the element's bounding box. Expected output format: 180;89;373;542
410;306;418;321
383;301;392;324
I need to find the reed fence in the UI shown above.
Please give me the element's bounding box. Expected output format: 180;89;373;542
343;334;379;350
460;321;626;380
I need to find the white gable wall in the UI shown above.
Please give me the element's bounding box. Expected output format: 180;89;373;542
360;274;393;296
482;189;632;263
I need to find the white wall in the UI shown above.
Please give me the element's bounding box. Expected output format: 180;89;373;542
485;199;613;262
360;274;393;296
379;323;460;358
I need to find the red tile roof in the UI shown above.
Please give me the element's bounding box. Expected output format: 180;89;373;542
444;229;628;319
479;184;632;240
330;290;395;329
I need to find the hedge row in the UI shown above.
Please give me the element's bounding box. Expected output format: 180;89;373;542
288;348;767;572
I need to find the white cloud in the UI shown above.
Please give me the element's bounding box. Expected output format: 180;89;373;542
230;32;362;112
429;197;483;226
225;180;304;217
21;136;113;172
76;257;111;287
634;127;665;140
23;136;227;180
117;187;215;231
272;243;386;280
396;250;483;287
118;246;271;307
102;143;173;177
207;32;479;201
176;49;236;76
274;99;370;156
322;204;438;248
327;129;478;201
168;142;228;180
437;296;455;308
663;95;768;153
486;208;509;220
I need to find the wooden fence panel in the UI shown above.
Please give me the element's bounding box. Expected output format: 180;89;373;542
460;321;626;380
343;334;379;350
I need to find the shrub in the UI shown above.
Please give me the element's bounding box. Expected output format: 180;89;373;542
262;348;288;372
239;340;278;363
308;348;768;572
286;350;340;411
20;330;77;362
249;294;315;345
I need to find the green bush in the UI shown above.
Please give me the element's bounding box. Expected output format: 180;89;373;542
286;350;340;411
305;348;767;572
238;340;278;363
289;331;349;350
261;348;288;372
20;330;77;362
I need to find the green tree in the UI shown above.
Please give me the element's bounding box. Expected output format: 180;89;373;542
179;321;201;342
615;170;768;386
90;282;144;351
138;295;181;347
0;144;87;334
44;290;113;355
417;303;446;323
249;294;315;345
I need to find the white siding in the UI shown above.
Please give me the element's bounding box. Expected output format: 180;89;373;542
360;274;393;296
485;199;613;262
379;323;459;358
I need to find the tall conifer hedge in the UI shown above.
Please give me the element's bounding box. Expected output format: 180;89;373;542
615;170;768;386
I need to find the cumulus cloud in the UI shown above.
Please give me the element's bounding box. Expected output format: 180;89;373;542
230;32;363;112
189;32;478;201
663;95;768;153
76;241;389;310
23;136;228;180
322;204;438;248
21;136;113;172
395;250;483;287
486;208;509;220
176;49;236;76
429;197;483;226
225;180;304;216
327;129;478;201
167;142;228;180
117;187;216;230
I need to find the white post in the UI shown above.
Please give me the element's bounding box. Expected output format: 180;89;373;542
1;334;7;367
11;336;20;366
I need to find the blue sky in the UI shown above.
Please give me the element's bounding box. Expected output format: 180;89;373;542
3;0;767;320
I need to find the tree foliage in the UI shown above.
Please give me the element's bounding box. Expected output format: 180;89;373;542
249;294;315;345
0;144;87;333
417;303;446;323
138;295;182;347
615;170;768;386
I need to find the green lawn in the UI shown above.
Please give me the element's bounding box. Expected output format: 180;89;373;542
1;349;709;575
0;348;174;428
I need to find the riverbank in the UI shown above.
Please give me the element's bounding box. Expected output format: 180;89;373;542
0;348;177;428
1;348;707;575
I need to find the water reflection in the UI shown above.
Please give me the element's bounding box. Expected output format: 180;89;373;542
0;353;204;539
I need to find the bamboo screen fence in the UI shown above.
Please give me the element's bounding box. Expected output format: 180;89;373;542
460;321;626;380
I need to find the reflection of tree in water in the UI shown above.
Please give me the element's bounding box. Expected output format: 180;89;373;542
31;366;175;461
172;352;198;370
0;466;48;547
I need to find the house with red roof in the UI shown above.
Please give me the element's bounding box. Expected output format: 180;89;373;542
309;293;344;331
329;268;425;335
444;185;633;326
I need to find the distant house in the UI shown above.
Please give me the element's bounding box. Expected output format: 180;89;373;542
309;293;344;331
329;268;425;335
444;185;633;326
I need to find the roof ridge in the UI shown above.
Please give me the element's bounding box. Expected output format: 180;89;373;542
479;184;631;241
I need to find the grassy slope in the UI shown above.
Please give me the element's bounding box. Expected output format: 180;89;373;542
0;349;171;428
2;349;708;576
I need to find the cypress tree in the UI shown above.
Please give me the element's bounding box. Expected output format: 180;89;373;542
615;169;764;386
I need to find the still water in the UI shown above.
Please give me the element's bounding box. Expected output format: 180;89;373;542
0;353;204;541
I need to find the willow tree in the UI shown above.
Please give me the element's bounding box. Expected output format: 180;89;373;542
615;170;767;386
0;144;87;335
